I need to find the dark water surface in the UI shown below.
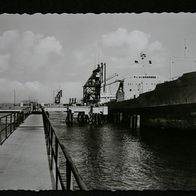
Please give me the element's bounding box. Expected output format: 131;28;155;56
49;111;196;190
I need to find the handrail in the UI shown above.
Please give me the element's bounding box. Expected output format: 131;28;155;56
0;110;29;145
42;108;88;191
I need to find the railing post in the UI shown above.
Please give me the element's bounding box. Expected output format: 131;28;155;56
15;112;18;127
21;112;23;122
21;112;23;123
17;113;19;127
8;115;10;136
18;112;21;124
23;110;25;119
50;128;54;170
5;116;7;139
0;118;2;144
66;162;73;190
48;124;51;155
10;113;13;133
42;109;88;191
13;113;16;130
55;137;59;190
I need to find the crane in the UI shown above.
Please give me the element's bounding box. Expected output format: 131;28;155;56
101;73;119;92
83;63;106;105
106;73;118;82
54;90;62;104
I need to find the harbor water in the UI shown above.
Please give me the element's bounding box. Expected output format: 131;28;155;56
49;111;196;190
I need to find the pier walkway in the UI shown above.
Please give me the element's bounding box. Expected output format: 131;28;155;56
0;114;52;190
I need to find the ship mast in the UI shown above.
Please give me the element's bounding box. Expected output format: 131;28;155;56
14;89;16;107
184;38;187;58
170;39;196;81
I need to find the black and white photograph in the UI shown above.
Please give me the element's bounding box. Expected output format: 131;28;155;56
0;11;196;192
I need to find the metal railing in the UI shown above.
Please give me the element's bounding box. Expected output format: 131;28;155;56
42;109;88;191
0;111;28;145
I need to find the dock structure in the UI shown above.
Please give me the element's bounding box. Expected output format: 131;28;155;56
0;114;52;190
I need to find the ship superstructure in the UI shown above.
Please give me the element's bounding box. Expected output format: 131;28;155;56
100;79;124;104
124;75;165;100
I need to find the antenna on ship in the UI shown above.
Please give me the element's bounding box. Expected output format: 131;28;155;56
14;89;16;107
170;57;173;81
184;38;187;58
170;38;196;81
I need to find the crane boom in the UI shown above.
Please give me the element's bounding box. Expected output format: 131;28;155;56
105;79;122;86
106;73;118;81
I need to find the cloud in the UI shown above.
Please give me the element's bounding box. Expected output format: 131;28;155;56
101;28;164;57
148;41;163;53
0;29;68;103
0;54;10;72
101;28;151;56
0;30;20;50
102;28;129;47
0;30;64;81
0;30;78;102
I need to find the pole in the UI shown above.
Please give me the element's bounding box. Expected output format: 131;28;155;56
14;89;16;107
184;38;187;58
52;90;55;104
104;63;106;93
170;57;173;81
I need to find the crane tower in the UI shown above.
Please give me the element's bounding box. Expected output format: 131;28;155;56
83;63;106;105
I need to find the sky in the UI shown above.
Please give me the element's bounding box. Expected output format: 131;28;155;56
0;13;196;103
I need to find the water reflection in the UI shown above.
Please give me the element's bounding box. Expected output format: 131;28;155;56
139;129;196;190
49;111;196;190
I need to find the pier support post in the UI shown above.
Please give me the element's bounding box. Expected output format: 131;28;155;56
66;109;73;126
133;115;136;129
95;113;98;125
114;113;117;124
119;112;123;123
122;113;129;127
114;112;121;124
136;115;140;129
130;115;132;129
131;115;136;129
129;114;140;130
116;113;118;124
77;112;85;125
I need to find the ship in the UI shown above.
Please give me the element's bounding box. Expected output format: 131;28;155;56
109;71;196;107
107;71;196;130
100;73;166;104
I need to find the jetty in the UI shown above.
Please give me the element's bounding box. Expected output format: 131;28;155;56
0;114;52;190
0;107;88;190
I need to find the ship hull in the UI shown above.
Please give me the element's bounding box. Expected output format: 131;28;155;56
108;72;196;130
